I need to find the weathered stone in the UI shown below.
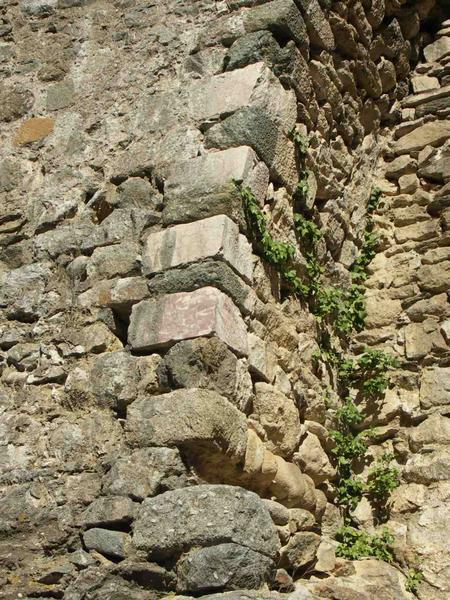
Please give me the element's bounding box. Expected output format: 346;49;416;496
147;260;257;317
77;277;149;317
71;322;122;354
188;62;295;133
243;0;308;49
132;485;280;559
83;528;132;559
128;287;248;356
424;36;450;63
143;215;253;283
13;117;54;146
279;531;320;569
263;499;290;526
46;79;75;110
295;0;335;50
81;496;136;527
247;333;276;383
176;543;275;593
160;338;252;412
253;383;300;459
162;146;268;228
102;447;187;500
364;296;402;328
404;322;433;360
87;242;140;281
418;145;450;182
205;106;298;193
411;75;440;93
225;31;282;71
417;261;450;293
294;432;336;485
403;450;450;484
394;121;450;155
409;414;450;452
0;263;55;322
385;155;417;180
270;458;317;510
90;351;140;412
116;177;163;210
126;388;248;464
0;85;33;122
420;367;450;409
398;173;419;194
288;508;315;532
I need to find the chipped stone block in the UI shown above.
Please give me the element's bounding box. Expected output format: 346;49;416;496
81;496;136;528
424;36;450;63
295;0;335;50
243;0;308;49
86;241;140;281
83;528;132;559
420;367;450;409
248;333;276;383
162;146;268;228
394;121;450;155
294;432;336;485
143;215;253;283
205;107;298;193
188;62;296;133
128;287;248;356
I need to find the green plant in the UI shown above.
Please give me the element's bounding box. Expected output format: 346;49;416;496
366;453;400;501
338;349;399;396
351;230;379;282
368;186;382;214
294;170;310;204
294;213;323;246
405;568;424;593
336;476;364;509
292;130;309;157
335;525;395;562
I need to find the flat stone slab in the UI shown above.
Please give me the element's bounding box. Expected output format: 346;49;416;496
143;215;253;283
394;121;450;155
128;286;248;356
162;146;268;227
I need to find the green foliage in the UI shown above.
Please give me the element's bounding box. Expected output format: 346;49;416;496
405;568;424;593
338;348;399;396
292;130;309;157
336;477;364;509
336;397;364;428
366;453;400;501
368;186;382;214
335;525;395;562
311;283;366;336
294;170;310;204
351;230;379;282
294;213;323;246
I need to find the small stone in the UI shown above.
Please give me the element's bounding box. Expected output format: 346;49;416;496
13;117;54;146
46;79;75;110
398;173;419;193
279;531;320;569
83;528;132;559
411;75;440;93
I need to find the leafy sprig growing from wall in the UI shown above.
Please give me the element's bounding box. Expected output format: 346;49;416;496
335;526;395;562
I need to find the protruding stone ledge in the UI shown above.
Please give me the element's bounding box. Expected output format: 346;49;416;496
143;214;253;283
128;286;249;356
162;146;268;228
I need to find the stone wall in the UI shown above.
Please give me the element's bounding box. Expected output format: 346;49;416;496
0;1;449;599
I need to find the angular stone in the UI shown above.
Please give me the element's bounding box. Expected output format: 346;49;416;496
13;117;54;146
225;31;282;72
394;219;438;244
147;260;257;317
128;287;248;356
188;62;295;133
403;450;450;484
294;432;336;485
176;543;275;593
83;528;131;559
126;388;248;463
102;447;187;501
295;0;335;50
411;75;440;93
263;499;290;526
81;496;136;527
46;79;74;110
409;414;450;452
162;146;268;228
420;367;450;409
77;277;149;318
394;121;450;155
0;85;33;122
161;337;252;412
143;215;253;283
279;531;320;569
86;241;140;281
417;261;450;293
404;322;433;360
0;262;55;322
424;36;450;63
89;351;140;412
243;0;308;49
253;383;300;459
247;333;276;383
133;485;280;560
418;146;450;183
205;107;298;193
364;296;402;328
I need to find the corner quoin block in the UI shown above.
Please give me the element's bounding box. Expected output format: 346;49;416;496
142;214;253;283
128;286;248;356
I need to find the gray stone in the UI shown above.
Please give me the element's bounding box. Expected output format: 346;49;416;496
89;351;140;412
205;107;298;193
102;447;187;501
128;287;248;356
132;485;280;559
279;531;320;569
0;263;55;322
295;0;335;50
82;496;136;527
116;177;163;209
46;79;75;111
262;499;290;526
86;242;140;281
176;543;275;593
161;337;252;412
225;31;281;71
0;85;33;122
126;388;248;464
394;121;450;155
83;528;132;559
162;146;268;228
243;0;308;49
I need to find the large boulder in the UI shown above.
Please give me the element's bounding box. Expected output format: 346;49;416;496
132;485;280;559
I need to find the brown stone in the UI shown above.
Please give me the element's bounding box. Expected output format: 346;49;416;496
13;117;55;146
